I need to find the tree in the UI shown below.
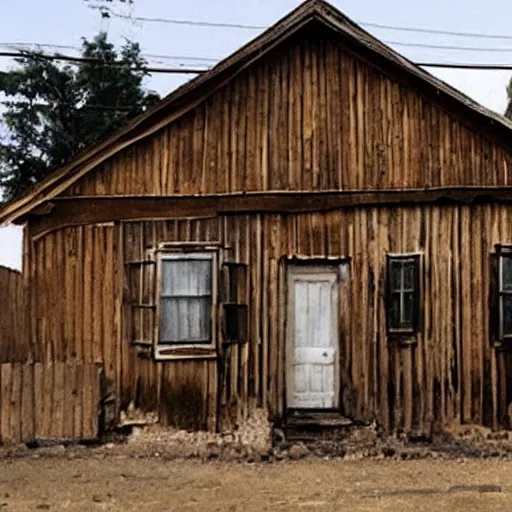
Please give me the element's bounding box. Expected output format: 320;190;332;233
505;81;512;120
0;33;159;201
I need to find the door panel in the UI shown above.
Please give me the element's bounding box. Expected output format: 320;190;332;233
287;267;340;409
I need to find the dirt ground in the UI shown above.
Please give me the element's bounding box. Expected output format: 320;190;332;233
1;456;512;511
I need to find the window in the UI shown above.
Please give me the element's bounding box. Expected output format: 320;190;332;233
126;245;219;360
158;252;215;347
386;254;421;335
498;251;512;340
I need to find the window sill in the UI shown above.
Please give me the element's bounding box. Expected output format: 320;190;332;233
493;339;512;351
388;333;418;347
154;345;217;361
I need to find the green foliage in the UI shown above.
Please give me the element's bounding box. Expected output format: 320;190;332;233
0;32;159;201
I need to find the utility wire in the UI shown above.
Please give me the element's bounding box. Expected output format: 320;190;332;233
386;41;512;53
360;22;512;41
0;42;220;63
110;12;266;30
0;52;207;74
1;100;137;112
144;53;218;63
4;50;512;73
416;62;512;70
109;12;512;42
0;42;79;52
9;38;512;58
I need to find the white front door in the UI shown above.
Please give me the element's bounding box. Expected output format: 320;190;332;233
286;266;339;409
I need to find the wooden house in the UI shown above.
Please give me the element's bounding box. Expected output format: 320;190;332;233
3;0;512;437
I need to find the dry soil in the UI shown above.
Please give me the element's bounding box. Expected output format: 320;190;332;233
1;457;512;511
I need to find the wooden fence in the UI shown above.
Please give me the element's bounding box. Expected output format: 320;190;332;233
0;362;103;445
0;266;28;363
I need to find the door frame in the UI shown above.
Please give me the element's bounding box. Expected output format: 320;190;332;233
284;260;348;412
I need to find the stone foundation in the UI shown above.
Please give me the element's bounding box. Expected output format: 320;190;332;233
122;407;272;460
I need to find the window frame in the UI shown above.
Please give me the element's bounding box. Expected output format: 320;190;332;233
498;248;512;341
154;247;218;360
386;253;421;337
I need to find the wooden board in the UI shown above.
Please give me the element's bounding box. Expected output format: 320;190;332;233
0;362;102;445
0;267;28;364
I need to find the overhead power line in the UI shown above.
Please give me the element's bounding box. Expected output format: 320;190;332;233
107;14;512;53
387;41;512;53
110;12;512;42
1;100;136;112
0;42;79;52
143;53;218;63
358;22;512;41
110;12;267;30
416;62;512;70
5;39;512;67
0;42;220;63
4;51;512;74
0;52;207;74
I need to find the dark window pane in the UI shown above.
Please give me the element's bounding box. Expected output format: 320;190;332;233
402;292;415;326
403;262;416;291
389;292;401;329
502;256;512;291
503;295;512;337
390;261;402;291
388;256;419;333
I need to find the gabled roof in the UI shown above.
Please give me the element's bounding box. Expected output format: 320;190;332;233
2;0;512;225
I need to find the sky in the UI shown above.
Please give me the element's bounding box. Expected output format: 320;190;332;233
1;0;512;270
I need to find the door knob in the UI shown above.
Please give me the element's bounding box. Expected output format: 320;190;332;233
323;351;328;357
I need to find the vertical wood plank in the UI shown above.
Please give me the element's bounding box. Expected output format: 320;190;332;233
21;363;34;442
83;227;94;364
92;227;104;364
33;363;44;439
0;364;12;444
461;207;472;422
64;362;76;438
10;363;22;444
52;362;65;438
41;363;53;438
82;362;94;439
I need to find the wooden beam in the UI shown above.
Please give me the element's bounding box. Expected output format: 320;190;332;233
30;202;55;216
28;187;512;239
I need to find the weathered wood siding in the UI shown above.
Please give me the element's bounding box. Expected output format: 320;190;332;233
62;33;512;198
28;225;119;372
0;362;102;445
24;205;512;434
121;219;220;430
21;26;512;435
0;266;27;363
